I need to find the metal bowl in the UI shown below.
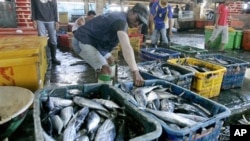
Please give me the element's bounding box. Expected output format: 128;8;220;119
0;86;34;140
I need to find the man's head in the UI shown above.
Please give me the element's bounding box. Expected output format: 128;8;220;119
86;10;96;21
128;3;149;28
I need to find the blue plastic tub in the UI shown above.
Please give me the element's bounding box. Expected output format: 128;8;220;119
119;80;231;141
137;61;194;90
140;48;181;61
196;53;250;90
33;84;162;141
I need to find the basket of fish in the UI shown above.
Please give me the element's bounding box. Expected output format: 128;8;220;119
169;45;208;57
195;53;250;90
33;84;162;141
118;79;231;141
167;57;227;98
137;61;194;90
140;48;181;61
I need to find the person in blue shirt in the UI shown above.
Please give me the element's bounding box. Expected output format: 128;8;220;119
149;0;173;48
72;3;149;86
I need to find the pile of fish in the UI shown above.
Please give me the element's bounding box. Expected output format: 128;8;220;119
138;61;184;81
207;56;235;65
148;49;170;56
120;84;212;130
117;66;133;82
175;58;213;73
40;91;145;141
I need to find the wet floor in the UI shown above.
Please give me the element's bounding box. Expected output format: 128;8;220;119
8;29;250;141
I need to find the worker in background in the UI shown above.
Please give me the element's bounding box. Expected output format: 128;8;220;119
205;0;230;52
72;10;96;33
31;0;61;65
72;3;149;86
149;0;173;48
173;5;180;18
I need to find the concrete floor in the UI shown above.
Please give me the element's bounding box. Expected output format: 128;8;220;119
8;29;250;141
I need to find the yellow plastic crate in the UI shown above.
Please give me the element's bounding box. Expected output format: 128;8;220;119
128;28;139;35
116;35;142;53
0;57;41;92
0;36;48;92
168;57;226;98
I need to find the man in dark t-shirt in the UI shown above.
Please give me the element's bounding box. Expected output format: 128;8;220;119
31;0;61;65
72;3;149;86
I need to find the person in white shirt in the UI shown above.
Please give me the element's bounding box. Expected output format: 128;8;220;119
72;10;96;33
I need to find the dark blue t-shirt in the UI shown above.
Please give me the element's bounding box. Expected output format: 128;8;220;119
74;12;127;56
150;2;173;30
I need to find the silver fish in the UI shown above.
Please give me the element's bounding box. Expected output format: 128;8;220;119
214;58;229;65
42;129;56;141
63;123;77;141
160;99;175;112
153;90;178;100
75;106;89;131
41;97;74;107
133;88;148;108
60;106;74;127
86;111;101;133
74;135;89;141
73;96;108;112
51;115;64;135
144;108;197;127
94;119;116;141
176;113;208;122
93;98;121;109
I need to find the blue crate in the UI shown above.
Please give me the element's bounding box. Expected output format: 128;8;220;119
140;48;181;61
119;80;231;141
33;84;162;141
196;53;250;90
138;61;194;90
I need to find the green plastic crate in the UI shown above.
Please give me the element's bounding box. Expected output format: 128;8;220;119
234;30;243;49
169;45;208;57
33;84;162;141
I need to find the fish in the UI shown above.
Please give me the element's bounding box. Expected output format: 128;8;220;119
214;57;229;65
86;111;101;133
42;129;56;141
174;103;209;118
160;99;175;112
60;106;74;127
74;135;89;141
176;113;208;122
93;98;121;109
41;97;74;107
153;90;178;100
144;108;197;127
94;119;116;141
133;88;148;108
51;115;64;135
75;106;90;131
73;96;108;112
63;123;77;141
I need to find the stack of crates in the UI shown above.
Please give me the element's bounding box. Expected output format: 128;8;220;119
168;57;226;98
196;53;250;90
0;35;48;92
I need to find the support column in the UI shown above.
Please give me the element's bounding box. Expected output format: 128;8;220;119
95;0;106;15
85;0;89;14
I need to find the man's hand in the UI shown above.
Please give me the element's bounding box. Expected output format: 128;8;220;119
100;64;112;75
132;70;144;86
55;22;60;31
106;55;115;66
33;21;37;29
